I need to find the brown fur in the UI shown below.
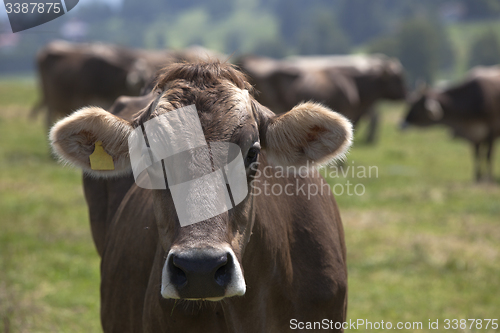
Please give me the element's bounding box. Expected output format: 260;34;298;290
266;102;353;167
49;107;133;177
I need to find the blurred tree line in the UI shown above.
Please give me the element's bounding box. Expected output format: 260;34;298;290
1;0;500;87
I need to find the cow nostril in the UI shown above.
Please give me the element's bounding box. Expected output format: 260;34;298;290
169;256;187;288
214;253;232;287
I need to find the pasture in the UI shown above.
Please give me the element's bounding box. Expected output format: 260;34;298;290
0;78;499;332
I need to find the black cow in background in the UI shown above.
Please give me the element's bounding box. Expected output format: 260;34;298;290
403;66;500;182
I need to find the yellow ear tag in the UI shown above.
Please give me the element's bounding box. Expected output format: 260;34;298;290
89;141;115;171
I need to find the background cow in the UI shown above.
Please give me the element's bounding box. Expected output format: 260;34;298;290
82;91;157;258
402;66;500;182
32;40;154;129
32;41;225;129
50;61;352;332
240;54;406;143
238;55;359;119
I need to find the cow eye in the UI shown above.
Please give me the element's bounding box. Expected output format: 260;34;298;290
245;143;260;167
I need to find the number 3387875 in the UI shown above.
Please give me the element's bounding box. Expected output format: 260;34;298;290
5;2;61;14
444;319;498;330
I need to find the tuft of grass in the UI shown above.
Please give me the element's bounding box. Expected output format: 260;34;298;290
0;82;499;332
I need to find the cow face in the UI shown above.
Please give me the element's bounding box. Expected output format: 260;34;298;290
403;92;444;128
50;62;352;302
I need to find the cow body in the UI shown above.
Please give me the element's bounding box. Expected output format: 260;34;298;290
240;54;406;142
403;67;500;181
239;56;359;118
99;166;347;332
285;55;406;123
50;61;351;332
33;40;150;128
33;41;225;129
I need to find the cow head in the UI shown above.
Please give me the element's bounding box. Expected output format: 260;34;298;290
402;90;444;129
50;61;352;301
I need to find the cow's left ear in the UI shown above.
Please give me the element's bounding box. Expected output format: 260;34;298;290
50;106;133;177
264;102;353;167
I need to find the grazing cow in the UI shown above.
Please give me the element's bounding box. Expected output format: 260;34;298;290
239;55;359;117
240;54;406;143
32;40;153;129
330;55;405;143
402;67;500;182
32;40;225;129
50;61;352;332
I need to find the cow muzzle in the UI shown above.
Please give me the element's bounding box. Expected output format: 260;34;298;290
161;247;246;301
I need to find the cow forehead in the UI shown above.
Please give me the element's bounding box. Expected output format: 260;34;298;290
152;85;254;141
159;82;251;111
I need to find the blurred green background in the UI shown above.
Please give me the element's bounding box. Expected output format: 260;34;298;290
1;0;500;86
1;0;500;332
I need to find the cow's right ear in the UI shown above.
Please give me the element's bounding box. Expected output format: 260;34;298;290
257;101;352;168
49;107;133;177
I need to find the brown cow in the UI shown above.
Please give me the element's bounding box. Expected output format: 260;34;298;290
240;54;406;143
402;66;500;182
239;55;359;117
33;40;225;129
50;61;352;332
32;40;152;129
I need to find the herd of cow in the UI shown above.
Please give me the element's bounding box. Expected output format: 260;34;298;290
42;40;499;332
37;40;500;182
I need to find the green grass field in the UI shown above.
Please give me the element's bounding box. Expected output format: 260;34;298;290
0;79;499;332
